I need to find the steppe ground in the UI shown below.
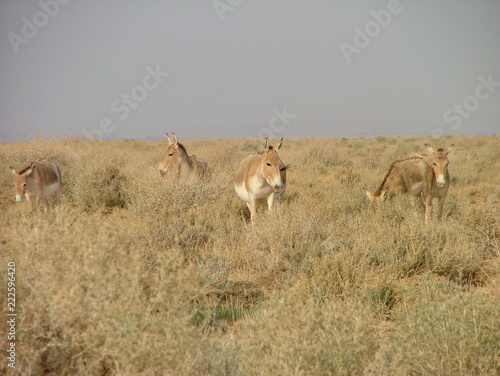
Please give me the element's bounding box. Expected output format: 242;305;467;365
1;135;499;375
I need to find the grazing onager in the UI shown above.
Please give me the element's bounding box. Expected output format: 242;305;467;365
363;144;452;221
158;133;209;178
234;138;288;221
10;159;62;212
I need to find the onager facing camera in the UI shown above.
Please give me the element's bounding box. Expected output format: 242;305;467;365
158;133;209;179
363;145;452;221
234;138;288;221
11;159;62;212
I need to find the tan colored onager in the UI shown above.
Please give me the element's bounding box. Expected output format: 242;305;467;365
363;144;452;221
158;133;209;178
10;159;62;212
234;138;288;220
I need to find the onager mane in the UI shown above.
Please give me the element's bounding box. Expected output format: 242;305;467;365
17;162;34;175
176;142;188;155
372;156;422;196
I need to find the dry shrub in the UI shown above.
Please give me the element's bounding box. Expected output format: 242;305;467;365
1;136;499;375
239;293;379;376
4;208;242;375
74;164;129;211
395;288;500;375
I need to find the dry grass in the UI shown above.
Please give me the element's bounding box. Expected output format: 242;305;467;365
1;135;499;375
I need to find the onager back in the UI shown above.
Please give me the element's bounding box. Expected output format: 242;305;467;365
158;133;209;179
10;159;62;212
363;144;452;221
234;138;288;221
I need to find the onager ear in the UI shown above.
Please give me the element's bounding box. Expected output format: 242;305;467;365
10;166;17;175
166;133;173;146
264;138;270;151
425;144;437;154
25;167;34;176
276;138;283;150
444;144;454;154
172;133;178;145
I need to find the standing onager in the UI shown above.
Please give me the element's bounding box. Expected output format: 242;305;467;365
158;133;209;178
234;138;288;221
363;145;452;221
10;159;62;212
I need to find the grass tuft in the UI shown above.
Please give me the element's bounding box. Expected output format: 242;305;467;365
1;136;498;375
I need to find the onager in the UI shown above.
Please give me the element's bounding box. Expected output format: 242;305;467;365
158;133;209;179
10;159;62;212
234;138;288;221
363;144;452;221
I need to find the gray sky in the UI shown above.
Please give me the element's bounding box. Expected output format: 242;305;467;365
1;0;499;142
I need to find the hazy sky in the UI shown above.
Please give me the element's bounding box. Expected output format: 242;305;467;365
1;0;499;142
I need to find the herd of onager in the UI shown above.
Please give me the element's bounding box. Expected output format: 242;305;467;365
10;136;452;222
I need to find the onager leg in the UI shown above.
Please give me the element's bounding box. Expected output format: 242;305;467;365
37;196;50;212
27;195;36;212
266;194;276;214
436;196;446;220
247;193;257;221
423;194;433;223
54;191;61;206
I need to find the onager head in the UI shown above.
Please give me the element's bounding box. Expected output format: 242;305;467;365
11;164;33;202
423;144;452;188
158;133;191;176
261;138;285;193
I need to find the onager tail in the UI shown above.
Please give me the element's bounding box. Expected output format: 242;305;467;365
362;187;386;202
